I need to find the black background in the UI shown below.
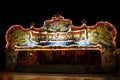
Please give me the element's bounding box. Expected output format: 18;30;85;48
0;0;120;71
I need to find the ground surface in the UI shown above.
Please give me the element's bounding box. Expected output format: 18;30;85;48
0;72;119;80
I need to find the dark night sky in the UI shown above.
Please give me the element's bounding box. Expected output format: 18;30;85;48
0;0;120;70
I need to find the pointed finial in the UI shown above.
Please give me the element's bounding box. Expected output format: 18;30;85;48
81;19;87;24
54;12;61;17
30;21;35;26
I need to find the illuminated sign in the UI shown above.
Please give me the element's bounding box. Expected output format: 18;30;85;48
6;15;116;52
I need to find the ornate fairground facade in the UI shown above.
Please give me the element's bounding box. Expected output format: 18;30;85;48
5;14;117;73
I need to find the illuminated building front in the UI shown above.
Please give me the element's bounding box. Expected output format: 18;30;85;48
5;15;117;72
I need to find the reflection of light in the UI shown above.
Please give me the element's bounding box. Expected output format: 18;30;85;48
44;41;73;46
75;40;89;46
28;41;37;46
